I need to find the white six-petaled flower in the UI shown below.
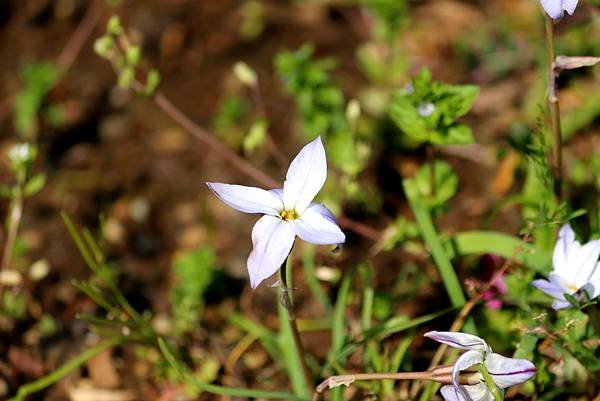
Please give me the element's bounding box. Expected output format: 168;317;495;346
540;0;579;19
425;331;536;401
207;136;345;289
531;224;600;309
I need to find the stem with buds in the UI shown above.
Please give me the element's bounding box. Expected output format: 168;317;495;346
544;15;563;201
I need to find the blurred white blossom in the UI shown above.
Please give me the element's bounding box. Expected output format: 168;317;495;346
531;224;600;309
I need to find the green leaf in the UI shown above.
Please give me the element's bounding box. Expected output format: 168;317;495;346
118;67;134;89
23;173;46;196
447;85;479;118
432;124;474;145
446;231;551;273
414;161;458;207
243;118;268;154
141;69;161;96
125;46;141;66
403;178;476;334
329;270;353;401
389;94;429;143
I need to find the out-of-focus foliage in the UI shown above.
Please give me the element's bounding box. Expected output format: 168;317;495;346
389;69;479;147
170;247;215;337
275;43;368;176
13;63;58;140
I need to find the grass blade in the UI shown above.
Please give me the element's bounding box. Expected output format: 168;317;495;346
403;178;476;334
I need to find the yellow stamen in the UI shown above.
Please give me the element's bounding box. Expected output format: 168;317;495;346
279;209;298;221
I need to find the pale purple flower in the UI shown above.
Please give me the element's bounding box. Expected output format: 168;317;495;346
531;224;600;309
207;137;345;289
425;331;536;401
540;0;579;19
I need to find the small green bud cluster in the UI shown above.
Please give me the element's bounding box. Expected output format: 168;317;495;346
94;16;160;96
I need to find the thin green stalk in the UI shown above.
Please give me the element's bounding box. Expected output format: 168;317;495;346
544;15;563;200
479;363;503;401
9;338;122;401
427;143;436;196
279;255;312;398
403;178;476;334
330;271;353;401
158;338;307;401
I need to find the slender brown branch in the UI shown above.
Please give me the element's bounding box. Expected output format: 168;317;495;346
150;89;280;188
0;191;24;294
313;365;460;401
249;81;288;167
57;0;104;70
544;15;563;201
0;1;103;125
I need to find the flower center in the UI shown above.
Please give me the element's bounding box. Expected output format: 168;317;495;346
568;283;579;292
280;209;298;221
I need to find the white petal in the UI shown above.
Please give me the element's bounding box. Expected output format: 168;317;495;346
289;204;345;245
247;215;295;288
207;183;282;215
563;0;579;15
486;353;536;388
553;224;580;277
573;239;600;287
439;385;468;401
540;0;565;19
552;299;573;310
530;277;567;300
282;136;327;213
425;331;489;351
440;383;493;401
452;350;485;388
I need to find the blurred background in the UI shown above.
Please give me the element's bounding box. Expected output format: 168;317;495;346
0;0;599;400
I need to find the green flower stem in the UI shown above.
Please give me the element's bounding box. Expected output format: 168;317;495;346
9;338;122;401
427;143;437;196
544;14;563;200
478;363;503;401
279;255;312;397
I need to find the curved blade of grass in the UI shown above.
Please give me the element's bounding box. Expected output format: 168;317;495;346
228;312;281;361
158;337;308;401
277;292;311;399
382;336;414;396
402;178;476;334
447;231;551;273
325;307;452;371
9;338;122;401
329;269;353;401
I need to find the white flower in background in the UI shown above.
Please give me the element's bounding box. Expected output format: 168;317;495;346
8;143;32;163
418;102;436;117
531;224;600;309
207;136;345;288
540;0;579;19
425;331;536;401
